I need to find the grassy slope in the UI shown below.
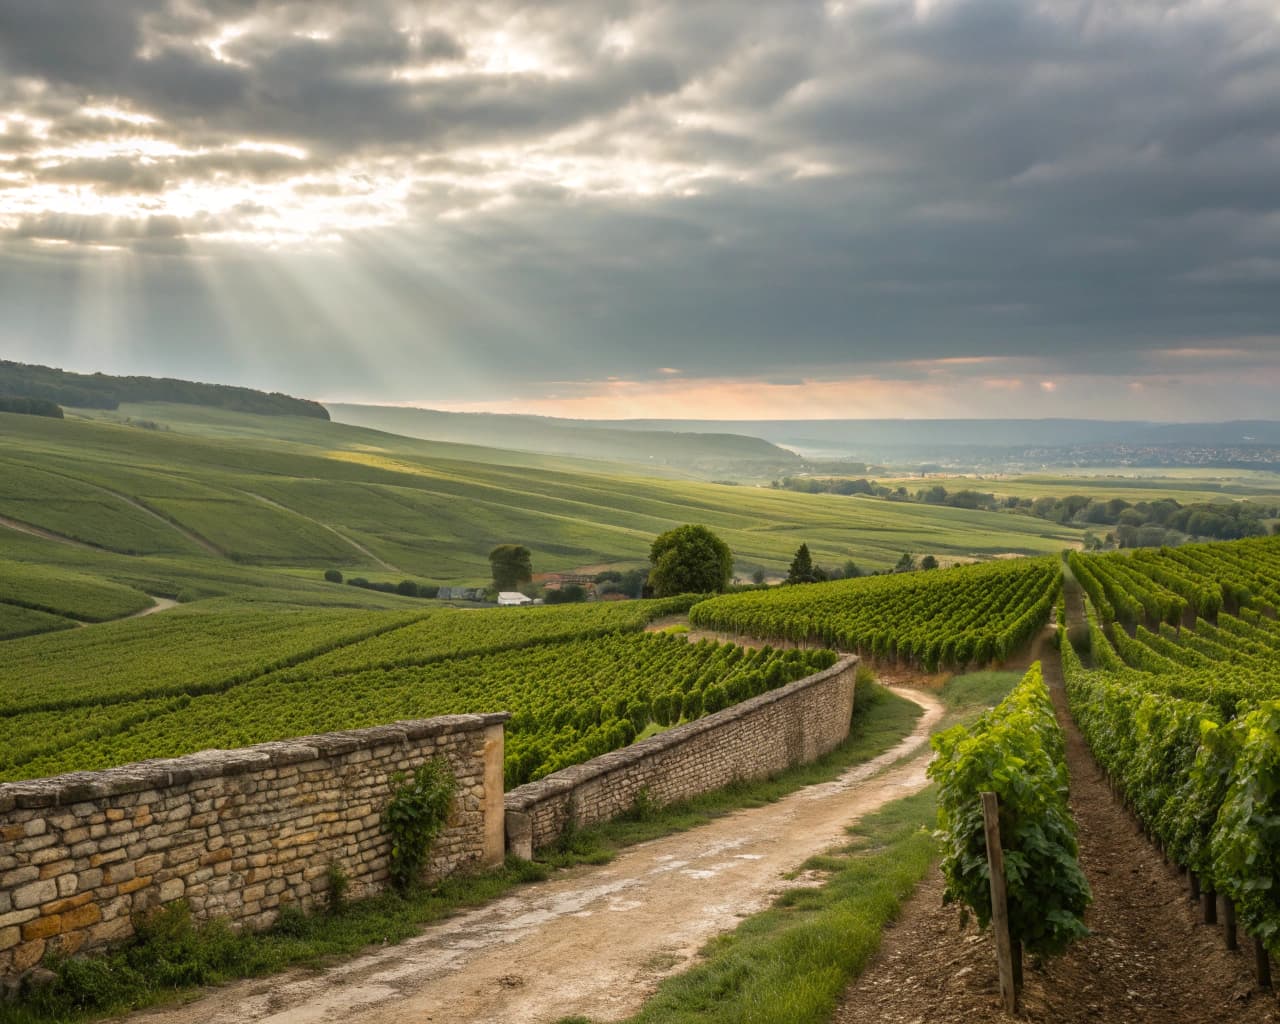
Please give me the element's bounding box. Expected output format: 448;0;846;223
326;402;802;478
1;406;1082;621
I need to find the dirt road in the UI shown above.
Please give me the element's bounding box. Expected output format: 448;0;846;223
135;685;943;1024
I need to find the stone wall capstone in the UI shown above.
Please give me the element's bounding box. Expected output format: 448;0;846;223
0;712;508;981
504;656;858;855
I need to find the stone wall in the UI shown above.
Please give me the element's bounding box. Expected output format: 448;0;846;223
504;657;858;855
0;713;507;980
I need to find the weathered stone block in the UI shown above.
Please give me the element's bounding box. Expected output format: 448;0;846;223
0;908;38;930
11;939;44;972
0;867;38;890
117;876;152;896
87;849;126;868
13;879;56;910
22;914;63;942
87;917;132;945
158;879;185;902
14;834;55;854
61;904;101;932
43;893;92;916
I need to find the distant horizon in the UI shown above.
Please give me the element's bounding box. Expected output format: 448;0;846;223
12;353;1280;428
327;400;1280;428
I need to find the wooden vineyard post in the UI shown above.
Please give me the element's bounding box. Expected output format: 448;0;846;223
1223;896;1238;952
1255;935;1272;991
981;791;1018;1014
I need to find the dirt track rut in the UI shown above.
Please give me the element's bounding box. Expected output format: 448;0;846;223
135;686;942;1024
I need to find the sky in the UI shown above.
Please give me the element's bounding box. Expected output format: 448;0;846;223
0;0;1278;421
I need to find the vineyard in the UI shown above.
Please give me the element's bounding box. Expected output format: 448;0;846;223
1065;536;1280;962
0;557;154;624
0;595;836;786
689;558;1059;670
0;602;74;641
931;663;1090;964
0;557;1066;785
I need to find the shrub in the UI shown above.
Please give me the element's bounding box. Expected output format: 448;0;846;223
383;760;457;892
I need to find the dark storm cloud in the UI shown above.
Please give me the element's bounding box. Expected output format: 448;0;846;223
0;0;1278;410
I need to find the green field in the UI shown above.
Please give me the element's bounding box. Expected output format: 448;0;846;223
875;470;1280;505
0;603;74;641
0;558;153;622
0;404;1089;636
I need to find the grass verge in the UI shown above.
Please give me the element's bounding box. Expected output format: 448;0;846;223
0;678;921;1023
561;788;939;1024
550;668;1021;1024
938;669;1024;724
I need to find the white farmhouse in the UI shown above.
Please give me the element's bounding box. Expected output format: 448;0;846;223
497;591;533;606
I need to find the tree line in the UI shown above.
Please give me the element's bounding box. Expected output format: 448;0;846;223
0;360;329;419
774;476;1279;547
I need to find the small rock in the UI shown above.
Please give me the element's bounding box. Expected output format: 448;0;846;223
22;967;57;991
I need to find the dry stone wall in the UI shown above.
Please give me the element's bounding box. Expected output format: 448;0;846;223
504;657;858;855
0;713;507;981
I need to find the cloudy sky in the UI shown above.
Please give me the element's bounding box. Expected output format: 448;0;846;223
1;0;1278;420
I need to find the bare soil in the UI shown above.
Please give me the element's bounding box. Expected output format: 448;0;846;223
73;596;180;629
132;686;943;1024
130;596;180;619
834;632;1280;1024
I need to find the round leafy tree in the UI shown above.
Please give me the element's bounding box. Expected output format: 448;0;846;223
489;544;533;590
648;524;733;597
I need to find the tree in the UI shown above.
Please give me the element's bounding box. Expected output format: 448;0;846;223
786;543;823;584
324;568;343;584
648;524;733;597
751;568;767;585
545;584;587;604
894;552;915;572
842;559;862;579
489;545;533;590
621;568;648;598
920;554;939;570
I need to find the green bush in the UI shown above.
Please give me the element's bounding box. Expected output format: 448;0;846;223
383;760;457;891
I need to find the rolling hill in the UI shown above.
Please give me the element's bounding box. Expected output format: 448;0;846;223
326;403;801;479
0;400;1086;639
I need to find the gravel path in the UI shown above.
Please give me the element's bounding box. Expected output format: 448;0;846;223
133;686;942;1024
